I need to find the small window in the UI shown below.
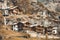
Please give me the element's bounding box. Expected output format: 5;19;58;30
59;16;60;19
0;36;2;40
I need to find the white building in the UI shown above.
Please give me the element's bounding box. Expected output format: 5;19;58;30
52;27;58;35
29;0;37;3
